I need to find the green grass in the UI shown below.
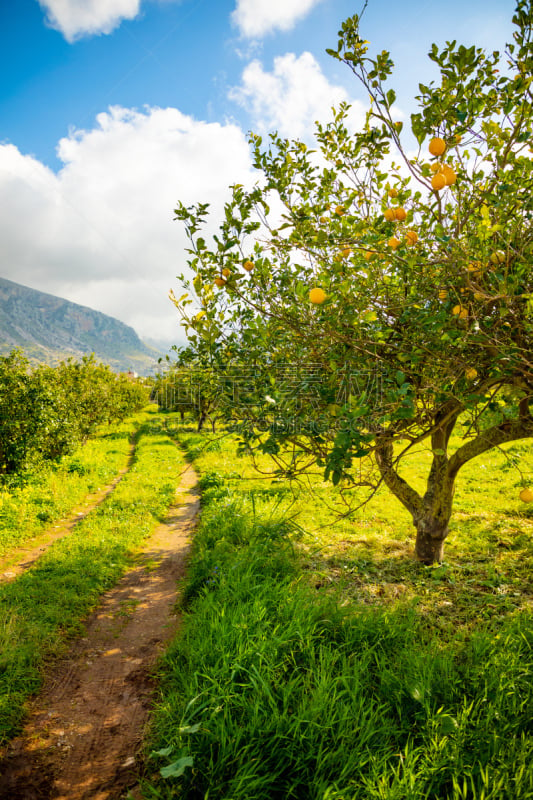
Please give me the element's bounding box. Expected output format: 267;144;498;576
163;422;533;629
0;410;147;557
141;419;533;800
0;409;186;742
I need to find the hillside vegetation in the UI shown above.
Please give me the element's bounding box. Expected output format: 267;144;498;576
0;277;160;374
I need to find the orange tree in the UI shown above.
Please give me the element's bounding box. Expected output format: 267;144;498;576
174;2;533;563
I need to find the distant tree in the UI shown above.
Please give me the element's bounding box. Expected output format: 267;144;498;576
0;351;148;480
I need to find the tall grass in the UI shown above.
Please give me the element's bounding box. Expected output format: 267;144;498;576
144;438;533;800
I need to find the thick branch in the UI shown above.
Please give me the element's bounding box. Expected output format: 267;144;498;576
449;416;533;481
375;436;423;519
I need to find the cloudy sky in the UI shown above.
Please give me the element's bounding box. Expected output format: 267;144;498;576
0;0;516;346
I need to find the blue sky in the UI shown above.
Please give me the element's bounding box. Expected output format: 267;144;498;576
0;0;517;345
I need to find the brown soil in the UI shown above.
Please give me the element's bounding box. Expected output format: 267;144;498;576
0;440;137;584
0;462;199;800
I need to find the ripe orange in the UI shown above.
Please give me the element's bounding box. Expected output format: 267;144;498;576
384;208;396;221
430;162;442;173
394;207;407;222
519;488;533;502
319;216;328;224
335;205;345;216
388;236;400;249
429;136;446;156
222;268;231;278
431;173;447;191
442;165;457;185
438;289;448;301
388;187;398;198
243;260;255;272
214;277;226;287
364;250;375;261
452;304;468;319
465;367;478;380
341;247;352;258
405;230;418;246
309;287;327;304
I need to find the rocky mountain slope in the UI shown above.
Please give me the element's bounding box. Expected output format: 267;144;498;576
0;277;161;374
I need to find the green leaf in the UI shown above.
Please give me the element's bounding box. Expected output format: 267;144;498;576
178;723;202;734
395;370;406;386
160;756;194;779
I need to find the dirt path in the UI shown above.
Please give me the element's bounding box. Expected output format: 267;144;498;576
0;462;199;800
0;439;137;584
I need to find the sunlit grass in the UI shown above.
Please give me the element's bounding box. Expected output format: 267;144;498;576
0;409;185;743
164;418;533;631
145;420;533;799
0;409;154;556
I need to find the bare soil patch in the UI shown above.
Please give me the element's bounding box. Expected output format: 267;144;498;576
0;440;137;584
0;462;199;800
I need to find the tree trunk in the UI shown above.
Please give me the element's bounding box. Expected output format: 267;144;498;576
197;412;206;432
414;516;448;564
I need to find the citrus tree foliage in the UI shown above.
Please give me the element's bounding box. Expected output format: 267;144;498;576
173;3;533;563
0;351;148;480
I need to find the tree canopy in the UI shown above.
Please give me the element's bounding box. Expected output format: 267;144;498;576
173;2;533;563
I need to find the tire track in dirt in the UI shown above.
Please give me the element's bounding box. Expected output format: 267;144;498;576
0;461;199;800
0;438;137;584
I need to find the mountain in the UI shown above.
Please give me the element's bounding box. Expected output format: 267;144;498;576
0;277;162;375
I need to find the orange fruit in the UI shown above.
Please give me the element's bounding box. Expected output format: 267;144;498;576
335;205;345;216
430;162;443;173
341;247;352;258
438;290;448;301
429;136;446;156
431;173;447;191
452;304;468;319
388;187;398;198
465;367;478;380
214;277;226;287
243;260;255;272
309;287;327;304
364;250;375;261
455;134;462;144
319;216;328;224
384;208;396;221
388;236;400;249
519;488;533;502
405;230;418;246
442;165;457;185
222;268;232;278
394;207;407;222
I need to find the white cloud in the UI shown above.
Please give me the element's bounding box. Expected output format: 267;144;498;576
231;0;324;38
0;106;256;342
39;0;147;42
229;51;366;141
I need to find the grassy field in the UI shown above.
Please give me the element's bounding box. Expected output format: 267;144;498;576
0;412;141;556
0;407;186;742
142;419;533;800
